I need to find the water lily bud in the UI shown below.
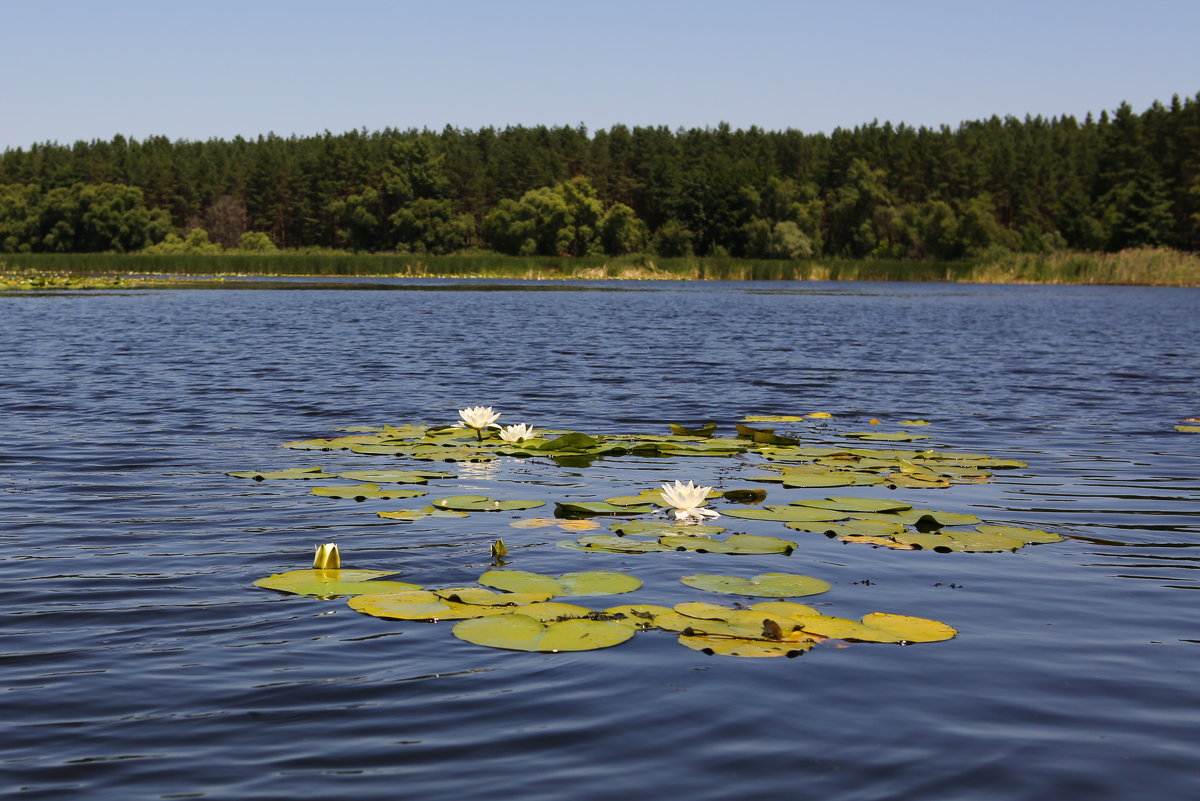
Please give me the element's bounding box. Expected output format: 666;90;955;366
313;542;341;569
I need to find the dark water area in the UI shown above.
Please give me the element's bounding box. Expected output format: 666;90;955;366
1;279;1197;801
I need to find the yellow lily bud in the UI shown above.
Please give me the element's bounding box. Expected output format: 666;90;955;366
313;542;341;569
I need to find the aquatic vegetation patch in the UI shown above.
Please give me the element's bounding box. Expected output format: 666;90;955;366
243;408;1068;660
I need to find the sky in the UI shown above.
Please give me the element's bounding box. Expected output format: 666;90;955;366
1;0;1197;150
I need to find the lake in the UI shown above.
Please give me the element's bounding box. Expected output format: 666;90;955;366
2;278;1197;800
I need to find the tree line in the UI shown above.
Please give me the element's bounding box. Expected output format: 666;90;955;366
1;94;1197;258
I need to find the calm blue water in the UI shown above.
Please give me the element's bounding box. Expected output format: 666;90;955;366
2;279;1197;801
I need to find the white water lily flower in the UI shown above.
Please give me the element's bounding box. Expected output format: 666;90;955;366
659;480;721;524
499;423;536;443
457;405;501;430
313;542;341;569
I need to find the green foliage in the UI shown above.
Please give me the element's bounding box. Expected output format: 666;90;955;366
142;228;224;254
3;94;1200;256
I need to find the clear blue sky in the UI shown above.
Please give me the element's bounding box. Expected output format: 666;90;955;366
1;0;1196;150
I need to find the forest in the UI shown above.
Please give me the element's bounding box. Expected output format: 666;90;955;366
0;95;1197;260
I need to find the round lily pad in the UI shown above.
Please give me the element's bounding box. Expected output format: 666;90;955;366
566;535;669;553
348;590;514;621
554;501;656;516
433;495;545;512
433;587;555;606
792;497;913;514
678;634;817;658
722;506;848;523
337;469;455;484
254;569;420;597
658;533;796;555
452;614;636;652
680;572;832;598
478;569;642;597
975;524;1064;544
226;466;340;480
312;484;428;500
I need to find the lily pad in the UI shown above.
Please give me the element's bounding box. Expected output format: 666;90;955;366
608;520;726;536
226;466;340;480
741;415;807;422
659;533;797;555
791;497;913;514
348;590;515;621
554;501;656;517
678;634;817;658
337;469;455;484
479;569;642;597
311;484;428;500
566;535;670;553
861;612;957;642
602;604;684;629
843;431;933;442
452;614;635;652
433;495;545;512
254;569;420;597
377;505;469;521
794;613;956;643
722;506;848;523
669;422;717;437
433;587;554;606
680;572;832;598
975;524;1064;544
784;519;908;537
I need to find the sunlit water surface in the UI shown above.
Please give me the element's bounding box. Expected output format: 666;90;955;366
1;279;1197;800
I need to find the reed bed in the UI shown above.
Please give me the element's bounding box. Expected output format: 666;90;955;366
4;248;1198;286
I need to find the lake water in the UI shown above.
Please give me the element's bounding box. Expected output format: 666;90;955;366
2;279;1197;800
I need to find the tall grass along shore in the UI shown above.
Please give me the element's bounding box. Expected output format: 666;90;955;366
3;248;1198;288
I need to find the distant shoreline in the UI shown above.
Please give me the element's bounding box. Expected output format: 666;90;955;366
3;248;1198;288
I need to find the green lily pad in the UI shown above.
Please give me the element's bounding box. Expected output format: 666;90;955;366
311;484;429;500
452;614;635;652
794;612;956;643
680;572;832;598
226;466;340;480
337;469;455;484
1176;425;1200;433
843;431;933;442
892;529;1025;552
784;519;908;537
504;601;598;621
478;569;642;597
535;432;602;451
433;495;545;512
254;569;420;597
722;506;848;523
853;508;982;526
282;435;381;450
861;612;957;642
669;422;717;437
433;587;554;606
602;604;681;628
741;415;807;422
554;501;656;517
609;520;725;536
792;497;913;514
565;535;670;553
348;590;513;621
975;524;1064;544
722;488;768;504
678;634;817;658
659;533;797;555
377;505;470;521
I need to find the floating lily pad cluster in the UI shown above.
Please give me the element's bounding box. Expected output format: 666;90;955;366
255;566;954;657
240;409;1067;658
